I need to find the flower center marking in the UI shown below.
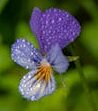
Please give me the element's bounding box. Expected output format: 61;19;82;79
35;59;52;83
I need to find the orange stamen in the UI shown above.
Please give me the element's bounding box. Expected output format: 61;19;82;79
35;59;52;83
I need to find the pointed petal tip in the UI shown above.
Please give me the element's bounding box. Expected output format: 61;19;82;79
33;7;41;12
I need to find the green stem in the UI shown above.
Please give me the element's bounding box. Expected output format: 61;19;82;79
75;60;97;111
70;45;97;111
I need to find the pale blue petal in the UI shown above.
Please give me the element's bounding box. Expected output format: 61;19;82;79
19;70;56;101
45;75;56;96
47;44;69;73
11;39;42;69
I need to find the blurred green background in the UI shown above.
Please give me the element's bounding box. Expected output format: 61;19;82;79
0;0;98;111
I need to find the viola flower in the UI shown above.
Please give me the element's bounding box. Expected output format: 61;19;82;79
11;7;81;101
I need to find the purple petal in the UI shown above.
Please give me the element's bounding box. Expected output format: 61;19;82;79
30;8;44;52
47;44;69;73
11;39;42;69
19;69;55;101
30;8;81;54
30;7;41;37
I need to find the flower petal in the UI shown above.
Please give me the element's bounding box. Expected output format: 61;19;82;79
30;8;81;54
19;69;56;101
30;7;42;37
11;39;42;69
30;8;44;52
47;44;69;73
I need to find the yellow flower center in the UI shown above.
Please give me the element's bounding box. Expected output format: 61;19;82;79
35;59;52;83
